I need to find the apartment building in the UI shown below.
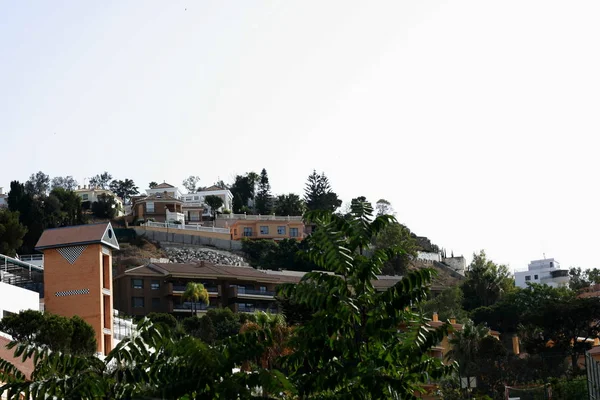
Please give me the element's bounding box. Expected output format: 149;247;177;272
514;258;569;288
216;214;305;241
113;262;405;317
74;186;125;216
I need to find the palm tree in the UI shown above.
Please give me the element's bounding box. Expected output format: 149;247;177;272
240;312;293;371
446;320;490;377
183;282;209;315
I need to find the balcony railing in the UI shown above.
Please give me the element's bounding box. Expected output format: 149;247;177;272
238;288;275;297
143;221;230;234
172;284;219;294
219;213;303;221
237;304;278;313
173;302;217;311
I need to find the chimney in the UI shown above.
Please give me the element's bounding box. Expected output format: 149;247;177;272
512;335;520;355
432;312;439;322
450;318;456;324
77;185;81;190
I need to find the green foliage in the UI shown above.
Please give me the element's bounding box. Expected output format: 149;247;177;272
146;312;178;331
109;178;139;203
278;199;454;398
230;172;259;212
255;168;273;215
91;193;118;219
550;376;588;400
182;175;201;193
372;221;419;275
24;171;50;197
50;176;78;191
182;282;209;315
568;266;600;290
274;193;305;216
204;194;224;219
420;286;468;322
206;308;242;341
461;250;514;311
49;187;85;226
241;238;318;271
148;181;158;189
446;320;491;375
303;170;342;212
89;171;112;190
375;198;393;216
0;310;96;355
241;238;279;267
0;209;27;257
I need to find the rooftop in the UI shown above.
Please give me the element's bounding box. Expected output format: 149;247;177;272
153;182;175;189
35;222;120;251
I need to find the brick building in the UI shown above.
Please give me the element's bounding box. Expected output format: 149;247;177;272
35;223;119;355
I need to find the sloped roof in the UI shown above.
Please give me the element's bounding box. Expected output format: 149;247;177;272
202;185;225;191
0;336;34;379
136;193;183;203
35;222;120;250
154;182;175;189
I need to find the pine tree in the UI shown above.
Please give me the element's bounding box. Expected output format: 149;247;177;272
304;170;342;212
255;168;272;215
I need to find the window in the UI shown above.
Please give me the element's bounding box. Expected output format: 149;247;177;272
194;196;200;200
82;194;89;201
147;202;155;213
525;275;531;281
243;227;253;237
290;228;299;238
260;286;267;293
152;298;160;308
151;280;160;290
185;196;192;201
260;226;269;235
132;297;145;308
277;226;286;235
534;275;538;280
132;279;143;289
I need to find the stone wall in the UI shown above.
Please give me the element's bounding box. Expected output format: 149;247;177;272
133;227;243;251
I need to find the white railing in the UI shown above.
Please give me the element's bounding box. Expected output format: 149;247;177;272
17;254;44;262
143;221;231;234
218;213;303;221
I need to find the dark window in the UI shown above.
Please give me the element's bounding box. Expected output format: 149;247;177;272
132;297;145;308
534;275;538;280
525;275;531;281
260;226;269;235
290;228;299;237
260;286;267;293
277;226;286;235
151;280;160;290
132;279;143;289
243;227;253;237
152;298;160;308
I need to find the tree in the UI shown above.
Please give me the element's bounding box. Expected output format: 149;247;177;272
419;286;468;323
50;176;78;191
375;198;393;216
89;171;112;189
109;179;139;204
303;170;342;212
255;168;272;215
241;238;279;267
229;173;259;212
91;193;118;219
149;181;158;189
49;187;85;226
274;193;305;216
278;198;454;398
147;312;178;332
215;179;228;189
461;250;514;311
0;209;27;257
24;171;50;197
182;282;209;315
569;267;592;291
446;320;491;377
205;308;242;341
372;222;419;275
204;195;224;220
182;175;201;193
7;181;45;253
240;312;292;371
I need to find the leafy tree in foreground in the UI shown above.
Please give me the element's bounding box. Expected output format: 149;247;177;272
24;171;50;197
0;209;27;257
278;199;454;398
419;285;468;323
372;221;419;275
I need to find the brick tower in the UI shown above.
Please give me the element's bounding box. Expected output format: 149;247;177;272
35;222;119;355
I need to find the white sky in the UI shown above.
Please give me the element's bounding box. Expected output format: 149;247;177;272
1;1;599;271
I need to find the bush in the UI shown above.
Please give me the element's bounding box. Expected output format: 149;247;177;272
147;313;178;331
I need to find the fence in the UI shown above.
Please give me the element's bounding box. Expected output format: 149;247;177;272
134;227;243;251
143;221;230;234
587;351;600;400
217;213;303;221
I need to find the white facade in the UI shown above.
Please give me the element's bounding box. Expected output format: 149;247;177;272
0;187;7;208
146;184;184;199
514;258;569;288
183;189;234;216
74;186;125;216
0;281;39;320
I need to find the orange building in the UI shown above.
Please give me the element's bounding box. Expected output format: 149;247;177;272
35;223;120;355
228;218;305;241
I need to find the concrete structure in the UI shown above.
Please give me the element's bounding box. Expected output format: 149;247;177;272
113;262;406;317
442;256;467;275
0;281;39;320
74;186;124;216
35;222;120;356
0;187;7;208
514;258;569;288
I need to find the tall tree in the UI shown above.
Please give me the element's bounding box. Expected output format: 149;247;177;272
419;286;468;323
204;195;224;220
7;181;45;253
91;194;118;219
461;250;514;311
372;222;419;275
229;173;259;212
446;320;491;377
0;209;27;257
375;198;393;216
50;176;78;191
278;198;454;397
303;170;342;212
24;171;50;197
109;179;139;204
149;181;158;189
182;176;201;193
49;187;85;226
569;267;591;291
89;172;112;189
254;168;272;215
274;193;305;216
183;282;209;315
214;179;228;189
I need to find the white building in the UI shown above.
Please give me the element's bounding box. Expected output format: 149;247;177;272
514;258;569;288
0;281;40;320
0;187;7;208
74;186;125;216
146;182;184;199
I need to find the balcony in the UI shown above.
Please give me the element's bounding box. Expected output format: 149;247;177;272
236;304;278;314
173;302;217;313
229;286;275;299
219;213;303;221
169;283;219;296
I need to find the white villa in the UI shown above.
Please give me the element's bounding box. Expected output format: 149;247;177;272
514;258;570;288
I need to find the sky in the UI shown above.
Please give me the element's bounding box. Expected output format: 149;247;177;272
2;1;600;272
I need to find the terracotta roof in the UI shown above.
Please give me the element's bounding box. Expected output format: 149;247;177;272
35;222;120;250
154;182;175;189
202;185;225;191
0;336;34;379
151;263;283;282
135;193;183;203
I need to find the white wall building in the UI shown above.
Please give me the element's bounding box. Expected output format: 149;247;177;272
514;258;569;288
146;182;184;199
0;187;7;208
0;281;39;320
74;186;125;216
182;186;234;221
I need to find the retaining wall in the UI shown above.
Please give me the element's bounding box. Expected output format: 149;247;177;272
133;227;243;251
